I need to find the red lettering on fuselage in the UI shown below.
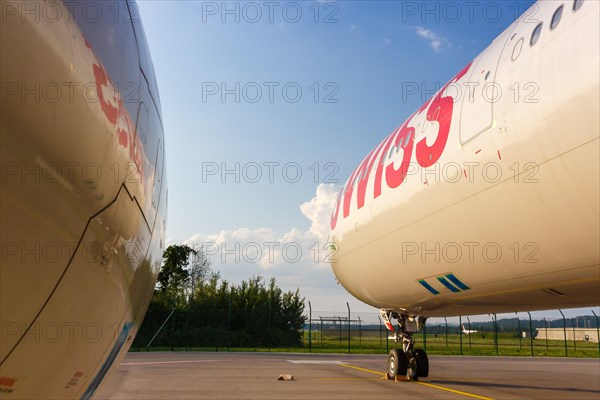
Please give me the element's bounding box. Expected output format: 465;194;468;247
415;62;472;168
386;119;416;189
330;62;473;230
91;51;144;183
0;377;17;387
92;63;118;125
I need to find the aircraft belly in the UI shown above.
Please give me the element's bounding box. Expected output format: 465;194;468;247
332;140;600;315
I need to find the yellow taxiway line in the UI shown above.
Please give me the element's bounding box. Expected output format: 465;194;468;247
338;363;494;400
339;363;387;377
414;381;494;400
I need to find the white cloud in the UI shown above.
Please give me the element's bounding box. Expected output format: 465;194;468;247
178;183;343;300
299;183;339;242
173;184;355;310
173;184;600;321
415;26;450;53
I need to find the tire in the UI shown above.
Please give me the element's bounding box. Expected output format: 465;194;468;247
388;348;407;378
414;349;429;378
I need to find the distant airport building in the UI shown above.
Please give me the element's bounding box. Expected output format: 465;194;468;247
536;328;599;343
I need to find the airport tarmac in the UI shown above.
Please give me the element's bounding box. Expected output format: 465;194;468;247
95;352;600;400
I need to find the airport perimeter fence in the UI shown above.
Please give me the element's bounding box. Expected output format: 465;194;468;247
133;303;600;358
302;307;600;358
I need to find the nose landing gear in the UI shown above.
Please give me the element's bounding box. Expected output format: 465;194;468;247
381;310;429;381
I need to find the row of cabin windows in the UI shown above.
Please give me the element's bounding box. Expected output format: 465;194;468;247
364;0;585;171
530;0;585;46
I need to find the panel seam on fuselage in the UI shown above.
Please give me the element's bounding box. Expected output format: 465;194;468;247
0;183;137;367
337;137;599;260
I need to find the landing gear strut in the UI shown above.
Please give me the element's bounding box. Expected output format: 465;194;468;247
381;310;429;381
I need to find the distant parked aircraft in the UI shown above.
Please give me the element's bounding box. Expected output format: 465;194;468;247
462;325;478;335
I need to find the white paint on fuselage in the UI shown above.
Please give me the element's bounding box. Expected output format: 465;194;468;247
330;0;600;317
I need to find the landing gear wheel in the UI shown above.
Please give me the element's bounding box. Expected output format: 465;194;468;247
387;349;407;379
407;349;429;380
414;349;429;378
380;311;429;381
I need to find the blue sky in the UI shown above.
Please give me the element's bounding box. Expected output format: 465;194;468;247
138;0;535;236
136;1;597;320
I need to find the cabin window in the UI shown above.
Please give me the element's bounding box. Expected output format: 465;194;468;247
512;37;524;61
403;131;412;148
551;5;564;29
530;23;543;46
573;0;584;11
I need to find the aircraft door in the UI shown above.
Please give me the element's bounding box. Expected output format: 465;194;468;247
459;30;514;144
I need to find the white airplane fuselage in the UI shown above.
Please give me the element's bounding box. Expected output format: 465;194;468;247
462;325;478;335
330;0;599;318
1;1;166;398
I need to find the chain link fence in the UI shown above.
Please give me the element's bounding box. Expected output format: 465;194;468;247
303;306;600;357
133;303;600;357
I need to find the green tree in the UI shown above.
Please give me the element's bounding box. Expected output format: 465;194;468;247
157;244;194;294
186;245;213;297
134;244;306;349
